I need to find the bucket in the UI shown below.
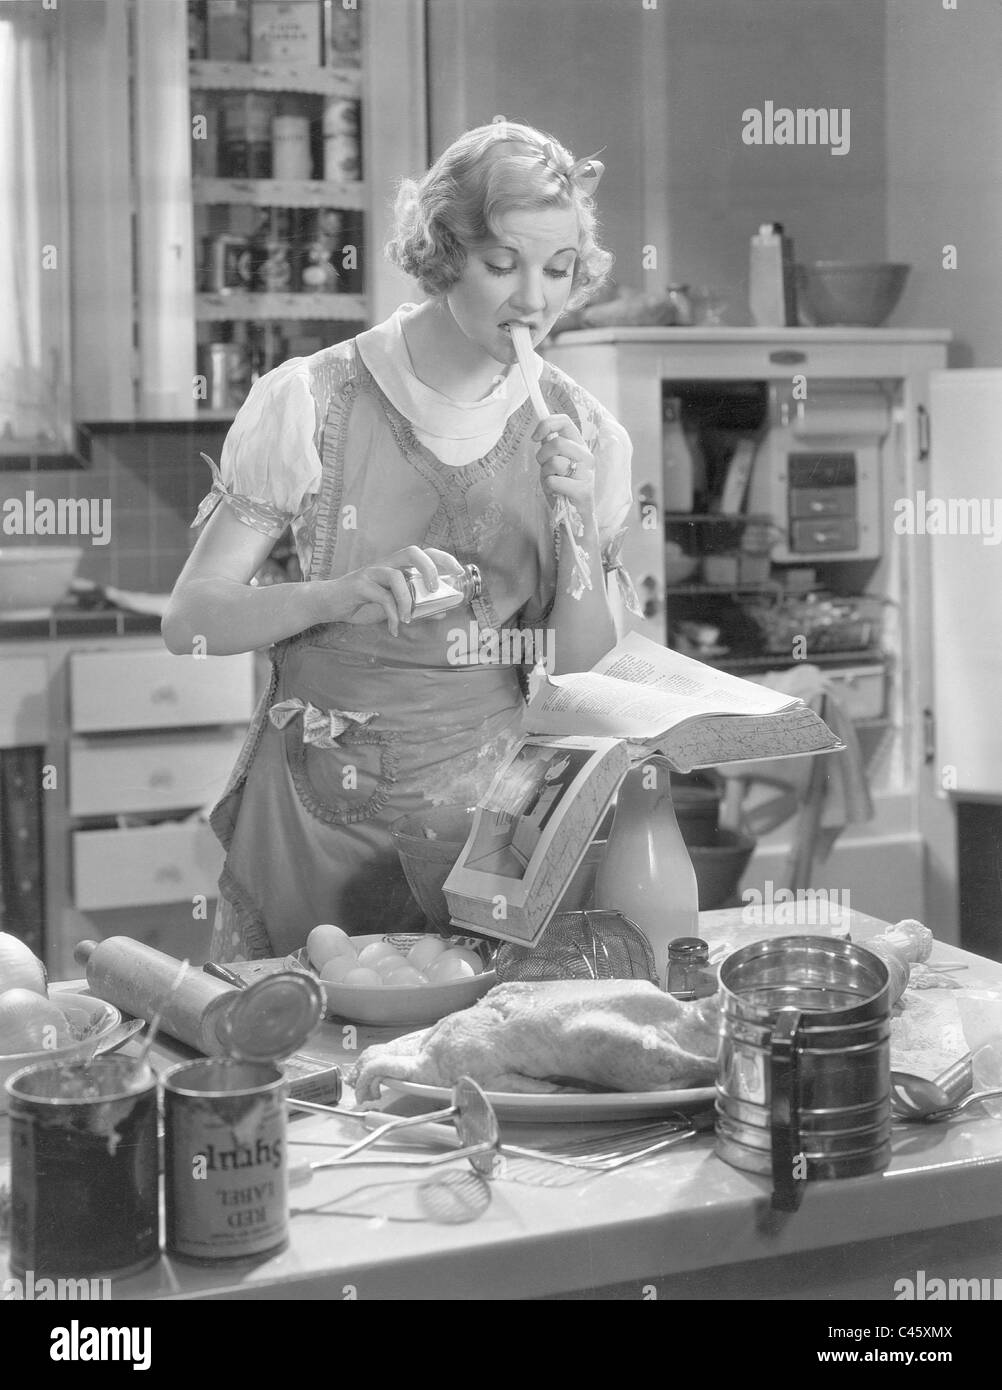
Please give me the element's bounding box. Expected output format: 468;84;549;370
715;935;891;1210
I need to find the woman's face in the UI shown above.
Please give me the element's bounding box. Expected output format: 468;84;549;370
445;206;580;365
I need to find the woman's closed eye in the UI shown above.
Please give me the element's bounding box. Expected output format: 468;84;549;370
484;262;572;279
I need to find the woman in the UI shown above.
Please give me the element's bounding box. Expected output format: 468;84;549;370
163;121;639;961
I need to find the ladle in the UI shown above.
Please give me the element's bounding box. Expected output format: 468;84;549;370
288;1077;501;1184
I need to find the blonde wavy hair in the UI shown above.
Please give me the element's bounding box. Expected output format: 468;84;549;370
385;121;613;309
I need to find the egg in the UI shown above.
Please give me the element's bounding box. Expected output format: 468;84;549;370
382;966;428;988
445;946;483;974
356;941;402;968
0;989;72;1056
341;967;383;988
406;937;448;971
307;924;356;969
320;955;357;985
426;952;477;983
372;952;408;978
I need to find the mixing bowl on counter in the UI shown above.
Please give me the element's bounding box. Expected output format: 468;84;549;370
287;928;496;1027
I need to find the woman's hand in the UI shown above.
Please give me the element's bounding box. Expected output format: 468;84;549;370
314;546;464;637
532;414;597;527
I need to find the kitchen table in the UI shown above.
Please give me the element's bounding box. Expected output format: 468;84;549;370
2;908;1002;1302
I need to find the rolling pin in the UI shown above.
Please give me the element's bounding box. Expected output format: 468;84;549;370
75;937;237;1055
864;919;934;1007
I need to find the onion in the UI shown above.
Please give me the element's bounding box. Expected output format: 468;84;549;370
0;932;47;997
0;989;71;1055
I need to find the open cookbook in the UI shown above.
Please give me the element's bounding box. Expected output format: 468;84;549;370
443;632;842;945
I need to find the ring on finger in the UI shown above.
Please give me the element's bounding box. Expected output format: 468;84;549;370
566;459;578;478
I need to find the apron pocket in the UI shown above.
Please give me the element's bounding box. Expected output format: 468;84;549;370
286;724;401;826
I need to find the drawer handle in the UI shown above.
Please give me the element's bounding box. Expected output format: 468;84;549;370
154;865;183;884
150;685;179;704
149;770;174;789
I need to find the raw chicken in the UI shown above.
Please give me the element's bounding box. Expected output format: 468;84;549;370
351;978;720;1101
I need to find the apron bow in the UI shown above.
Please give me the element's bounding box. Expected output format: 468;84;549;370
269;698;378;748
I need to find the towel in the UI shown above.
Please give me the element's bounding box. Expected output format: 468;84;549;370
717;664;873;869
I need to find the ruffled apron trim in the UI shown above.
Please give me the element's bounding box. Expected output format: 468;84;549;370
217;862;277;960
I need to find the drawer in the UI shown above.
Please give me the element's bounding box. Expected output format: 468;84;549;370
823;664;886;721
0;655;49;746
72;822;225;910
70;648;255;732
69;729;244;816
789;487;856;519
790;517;858;553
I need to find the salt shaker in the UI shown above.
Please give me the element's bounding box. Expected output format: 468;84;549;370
666;937;718;1000
405;562;482;620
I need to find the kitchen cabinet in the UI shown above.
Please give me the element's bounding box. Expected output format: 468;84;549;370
67;0;425;422
546;327;953;937
2;634;256;978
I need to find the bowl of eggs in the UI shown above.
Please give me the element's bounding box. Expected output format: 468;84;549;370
286;923;496;1027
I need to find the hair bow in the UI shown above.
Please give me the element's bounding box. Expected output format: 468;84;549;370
541;141;606;197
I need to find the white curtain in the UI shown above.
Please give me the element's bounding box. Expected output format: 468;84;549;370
0;3;68;449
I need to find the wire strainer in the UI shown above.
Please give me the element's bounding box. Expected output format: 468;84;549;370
494;910;658;985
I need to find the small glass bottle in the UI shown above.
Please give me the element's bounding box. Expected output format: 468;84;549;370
665;284;693;326
666;937;717;1000
405;563;482;620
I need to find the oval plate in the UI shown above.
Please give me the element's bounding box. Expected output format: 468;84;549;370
380;1078;717;1123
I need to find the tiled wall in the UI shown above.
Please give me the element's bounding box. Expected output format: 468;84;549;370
1;421;230;593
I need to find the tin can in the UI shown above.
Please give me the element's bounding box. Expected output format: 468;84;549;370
163;1058;288;1264
255;241;293;291
272;113;313;180
162;969;323;1263
203;342;249;412
204;234;253;292
324;0;361;67
323;131;360;182
322;96;360;137
6;1057;159;1280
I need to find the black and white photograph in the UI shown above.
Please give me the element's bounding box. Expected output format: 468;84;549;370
0;0;1001;1336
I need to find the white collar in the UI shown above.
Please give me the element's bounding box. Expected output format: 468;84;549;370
355;304;540;440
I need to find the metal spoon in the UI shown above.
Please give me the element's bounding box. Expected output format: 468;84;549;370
913;1087;1002;1124
890;1051;974;1119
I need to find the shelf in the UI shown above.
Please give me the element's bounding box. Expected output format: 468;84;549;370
688;649;885;671
666;581;793;596
193;177;365;209
195;292;367;322
189;61;361;96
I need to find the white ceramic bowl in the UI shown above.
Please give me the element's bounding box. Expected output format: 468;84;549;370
286;934;496;1027
0;545;84;616
0;992;122;1116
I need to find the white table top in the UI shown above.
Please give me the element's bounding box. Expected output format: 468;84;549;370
3;908;1002;1301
